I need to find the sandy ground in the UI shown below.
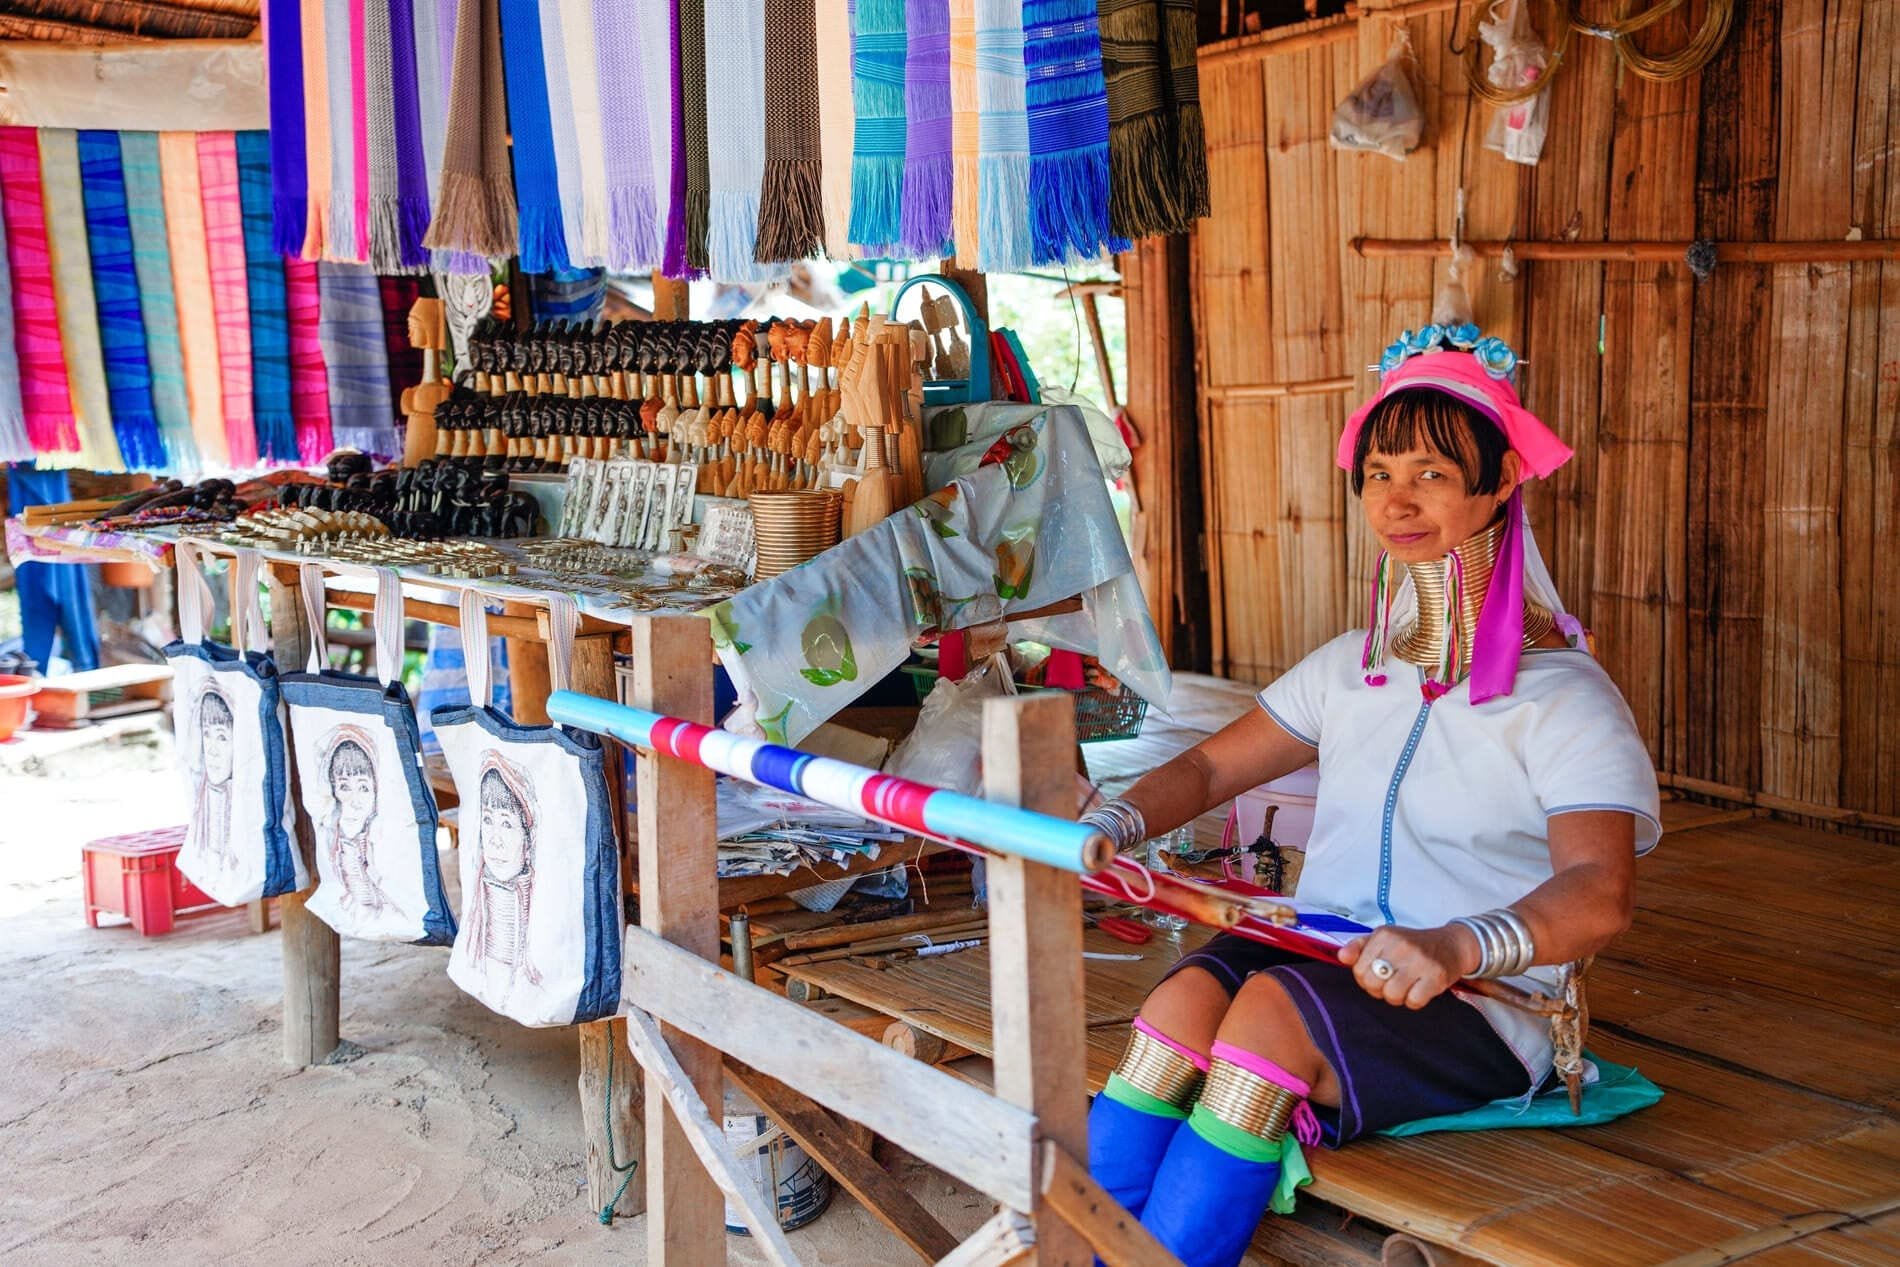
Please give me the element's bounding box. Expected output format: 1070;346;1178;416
0;729;998;1266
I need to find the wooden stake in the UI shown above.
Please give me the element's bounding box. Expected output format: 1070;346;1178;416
934;1209;1036;1267
982;694;1090;1267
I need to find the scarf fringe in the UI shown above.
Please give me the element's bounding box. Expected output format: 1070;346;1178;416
368;196;412;273
1108;110;1190;242
952;150;979;267
977;150;1031;273
755;159;826;263
707;190;768;282
425;169;518;260
0;413;31;463
1029;144;1111;264
273;195;308;257
900;152;954;258
849;154;904;254
685;185;710;274
397;192;432;270
1163;1;1208;223
516;200;570;275
302;200;329;261
297;418;335;464
256;407;299;464
326;191;359;262
111;411;167;472
1173;103;1210;224
606;183;664;271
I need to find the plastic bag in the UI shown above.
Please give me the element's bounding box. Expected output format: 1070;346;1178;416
1480;0;1553;166
1330;39;1424;160
886;653;1017;796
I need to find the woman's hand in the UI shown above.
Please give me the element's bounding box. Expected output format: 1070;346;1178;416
1337;924;1480;1009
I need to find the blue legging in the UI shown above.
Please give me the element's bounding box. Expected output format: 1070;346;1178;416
8;466;101;673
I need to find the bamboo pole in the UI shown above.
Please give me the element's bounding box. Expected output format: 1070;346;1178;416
1657;773;1900;834
1204;377;1356;401
1198;13;1357;64
1352;236;1900;264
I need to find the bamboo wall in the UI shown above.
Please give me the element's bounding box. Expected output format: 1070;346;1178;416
1186;0;1899;822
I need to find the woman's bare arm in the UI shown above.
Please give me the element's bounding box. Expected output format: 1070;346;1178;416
1107;707;1318;841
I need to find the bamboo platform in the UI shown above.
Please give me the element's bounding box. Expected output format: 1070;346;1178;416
780;682;1900;1265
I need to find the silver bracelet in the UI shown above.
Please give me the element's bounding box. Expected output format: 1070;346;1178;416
1081;798;1147;853
1490;907;1537;976
1452;910;1536;979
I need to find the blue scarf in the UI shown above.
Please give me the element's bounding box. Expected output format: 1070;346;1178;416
237;130;299;464
76;130;166;472
1021;0;1120;263
265;0;309;256
117;133;197;475
847;0;906;251
316;261;399;458
497;0;571;273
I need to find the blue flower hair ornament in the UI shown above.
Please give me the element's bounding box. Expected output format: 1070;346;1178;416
1376;324;1520;383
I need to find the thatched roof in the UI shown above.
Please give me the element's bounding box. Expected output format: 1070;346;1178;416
0;0;258;43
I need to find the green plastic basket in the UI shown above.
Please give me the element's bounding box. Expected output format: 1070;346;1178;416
900;665;1147;743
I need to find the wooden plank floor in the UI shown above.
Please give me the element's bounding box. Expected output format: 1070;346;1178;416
782;675;1900;1265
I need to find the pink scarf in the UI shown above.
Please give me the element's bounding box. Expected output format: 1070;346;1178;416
198;132;258;469
351;0;372;262
285;255;333;463
0;127;78;455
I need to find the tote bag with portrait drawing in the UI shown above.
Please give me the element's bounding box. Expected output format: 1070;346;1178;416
280;563;455;944
435;590;622;1026
165;543;306;905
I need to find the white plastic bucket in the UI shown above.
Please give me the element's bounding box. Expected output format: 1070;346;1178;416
722;1087;834;1235
1231;763;1320;853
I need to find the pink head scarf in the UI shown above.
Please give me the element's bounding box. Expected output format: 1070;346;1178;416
1339;344;1575;705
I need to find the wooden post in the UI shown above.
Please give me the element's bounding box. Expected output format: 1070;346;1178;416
506;635;553;724
629;616;723;1266
982;694;1089;1266
569;630;644;1219
651;272;690;321
267;563;341;1066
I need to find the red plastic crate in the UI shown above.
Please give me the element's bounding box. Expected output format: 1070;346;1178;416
82;825;221;936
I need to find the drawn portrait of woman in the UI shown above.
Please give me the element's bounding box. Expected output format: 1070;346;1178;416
186;685;236;871
321;724;392;915
466;752;541;993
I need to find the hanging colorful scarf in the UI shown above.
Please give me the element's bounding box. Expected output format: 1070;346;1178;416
379;275;423;423
119;132;196;473
533;2;586;266
159;130;228;467
412;0;450;249
76;130;166;472
1099;0;1205;238
949;0;978;266
321;0;360;261
635;0;683;274
1161;0;1207;226
198;132;259;469
350;0;373;263
974;0;1031;273
592;0;661;270
814;0;855;258
0;129;77;457
847;0;906;251
497;0;570;273
286;255;333;462
317;261;398;457
40;130;125;473
679;0;711;275
0;182;31;464
557;0;612;265
704;0;769;280
237;130;299;464
266;0;311;256
1022;0;1114;264
299;0;333;259
662;0;689;276
755;0;825;263
384;0;433;270
424;0;515;266
900;0;952;258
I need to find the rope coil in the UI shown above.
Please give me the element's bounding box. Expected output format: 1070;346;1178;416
1462;0;1735;106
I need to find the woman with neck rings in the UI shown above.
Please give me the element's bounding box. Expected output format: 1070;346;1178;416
1082;330;1661;1267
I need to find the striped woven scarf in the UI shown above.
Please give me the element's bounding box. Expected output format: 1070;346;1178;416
317;261;398;457
286;255;333;462
322;0;359;261
679;0;711;274
77;130;166;472
386;0;433;269
423;0;516;265
536;0;590;265
41;130;125;473
634;0;682;273
265;0;310;256
364;0;406;271
0;179;31;464
974;0;1030;273
159;130;228;467
498;0;571;273
1022;0;1115;264
299;0;333;258
704;0;769;280
1100;0;1205;238
379;275;423;424
0;129;77;457
815;0;855;258
847;0;905;251
350;0;372;262
198;132;259;468
949;0;978;266
755;0;825;263
901;0;952;258
237;130;299;464
118;132;197;473
1160;0;1208;226
659;0;687;275
557;0;612;264
592;0;662;269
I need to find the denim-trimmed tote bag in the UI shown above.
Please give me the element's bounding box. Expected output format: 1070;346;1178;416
280;563;455;945
166;542;307;905
435;590;622;1025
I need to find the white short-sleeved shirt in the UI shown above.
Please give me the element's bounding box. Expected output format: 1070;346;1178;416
1258;631;1661;1083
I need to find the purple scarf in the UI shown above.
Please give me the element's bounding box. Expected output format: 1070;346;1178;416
388;0;431;268
265;0;309;256
900;0;952;257
662;0;688;277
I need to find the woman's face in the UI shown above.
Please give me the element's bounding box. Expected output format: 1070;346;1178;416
482;799;528;879
335;768;376;833
1359;442;1521;565
202;719;233;783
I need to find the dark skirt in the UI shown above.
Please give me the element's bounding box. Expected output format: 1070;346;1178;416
1164;934;1535;1145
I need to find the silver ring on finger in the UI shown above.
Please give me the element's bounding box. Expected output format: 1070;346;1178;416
1370;957;1396;981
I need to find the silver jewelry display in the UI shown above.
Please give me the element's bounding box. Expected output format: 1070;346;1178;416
1081;798;1147;853
1451;909;1536;979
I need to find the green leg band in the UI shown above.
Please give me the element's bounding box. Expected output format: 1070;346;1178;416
1102;1072;1190;1120
1188;1103;1288;1164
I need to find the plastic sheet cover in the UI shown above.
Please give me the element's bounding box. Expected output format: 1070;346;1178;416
0;42;266;132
